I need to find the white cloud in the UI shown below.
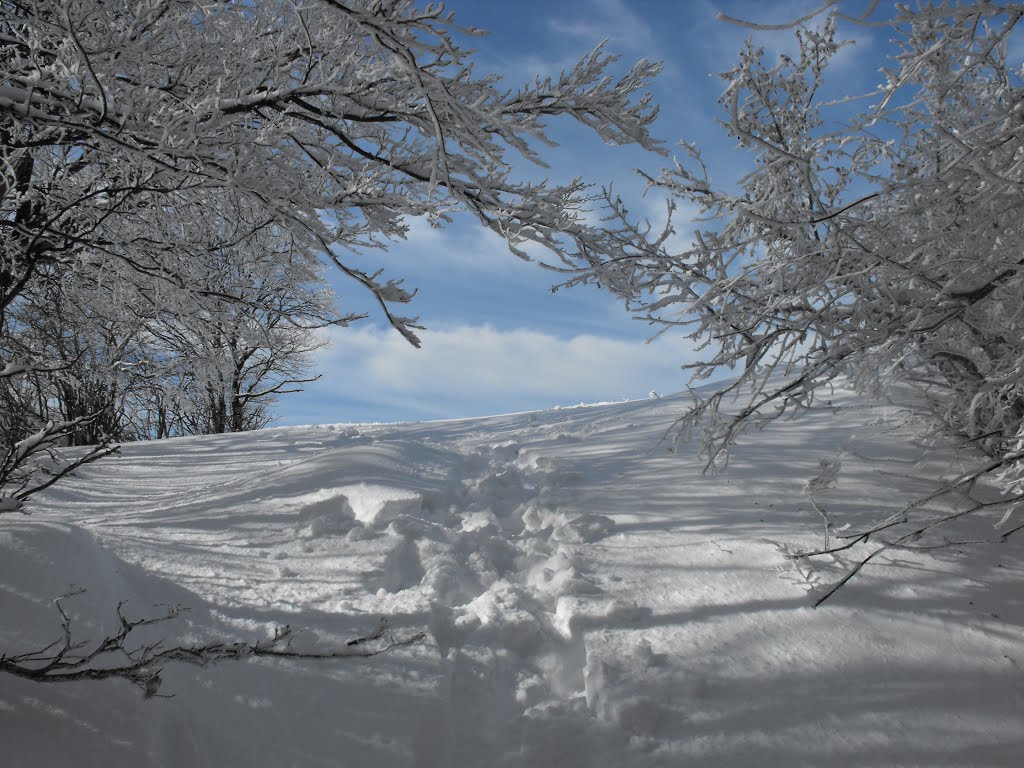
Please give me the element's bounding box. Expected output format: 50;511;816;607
295;323;697;423
550;0;660;55
365;207;607;283
396;215;546;274
485;0;665;88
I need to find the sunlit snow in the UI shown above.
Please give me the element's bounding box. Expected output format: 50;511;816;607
2;383;1022;766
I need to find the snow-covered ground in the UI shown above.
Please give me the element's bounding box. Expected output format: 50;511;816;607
3;383;1023;766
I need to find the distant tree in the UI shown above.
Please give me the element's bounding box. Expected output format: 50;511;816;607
560;2;1024;599
1;0;663;507
146;217;337;435
3;207;333;440
3;267;145;445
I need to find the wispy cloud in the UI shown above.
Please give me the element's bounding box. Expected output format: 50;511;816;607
700;1;878;82
549;0;660;55
285;323;696;424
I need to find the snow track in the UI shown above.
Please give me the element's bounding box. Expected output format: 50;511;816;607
4;389;1024;766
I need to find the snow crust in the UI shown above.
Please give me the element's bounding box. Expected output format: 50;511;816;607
2;385;1023;766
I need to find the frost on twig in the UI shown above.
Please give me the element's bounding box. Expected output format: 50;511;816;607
804;453;844;550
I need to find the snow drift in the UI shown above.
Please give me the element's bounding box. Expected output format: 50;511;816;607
2;384;1023;766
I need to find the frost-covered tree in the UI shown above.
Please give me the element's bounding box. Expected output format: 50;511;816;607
570;2;1024;462
3;209;334;440
2;266;146;444
145;218;338;435
557;2;1024;588
1;0;660;342
0;0;662;507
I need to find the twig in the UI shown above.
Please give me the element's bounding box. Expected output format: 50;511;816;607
0;595;427;697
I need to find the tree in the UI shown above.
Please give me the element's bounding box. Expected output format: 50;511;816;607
2;205;335;440
145;215;338;435
558;1;1024;601
1;0;663;506
1;0;661;343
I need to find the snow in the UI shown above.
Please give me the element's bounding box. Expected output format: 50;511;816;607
3;383;1024;766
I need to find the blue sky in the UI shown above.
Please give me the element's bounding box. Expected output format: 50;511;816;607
279;0;883;426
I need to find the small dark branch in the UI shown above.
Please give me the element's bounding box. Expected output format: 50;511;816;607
0;414;120;509
14;441;120;503
946;261;1023;304
0;596;427;697
785;459;1024;605
812;545;888;608
999;521;1024;542
345;621;390;647
786;531;872;560
834;514;909;541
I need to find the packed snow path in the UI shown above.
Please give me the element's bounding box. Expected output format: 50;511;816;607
3;386;1024;766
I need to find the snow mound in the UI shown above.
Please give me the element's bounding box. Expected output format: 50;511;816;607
338;483;425;527
295;490;358;537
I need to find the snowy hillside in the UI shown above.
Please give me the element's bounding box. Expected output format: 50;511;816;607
2;383;1023;767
